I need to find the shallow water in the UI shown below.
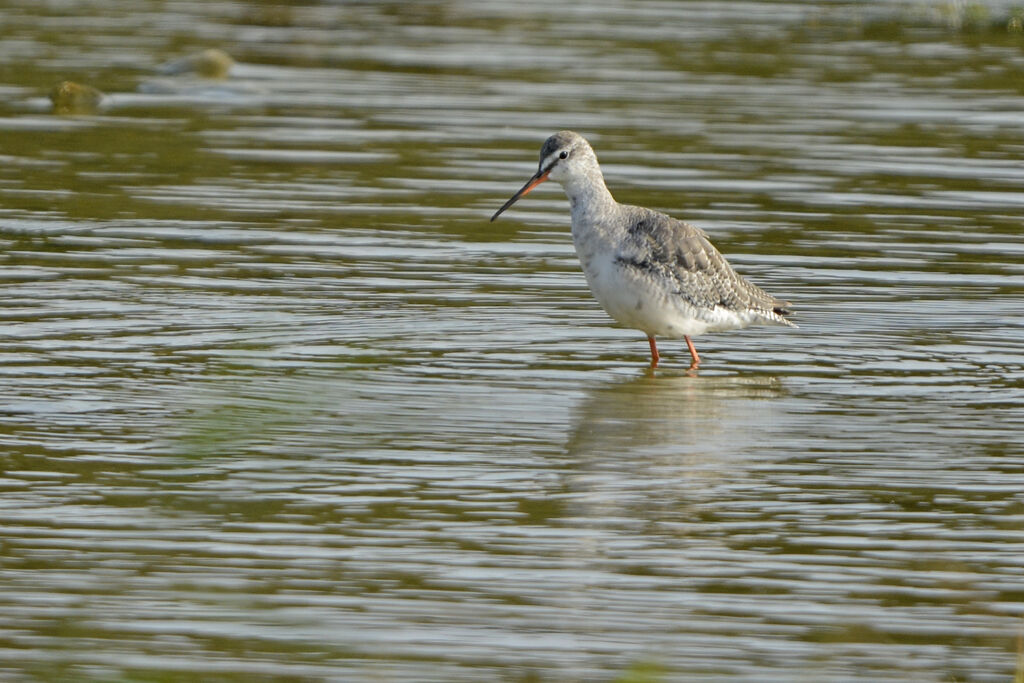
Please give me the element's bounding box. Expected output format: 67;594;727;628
1;1;1023;681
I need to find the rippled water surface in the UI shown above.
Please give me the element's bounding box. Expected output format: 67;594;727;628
2;1;1023;681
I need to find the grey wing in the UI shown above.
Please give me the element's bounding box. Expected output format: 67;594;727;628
618;207;794;322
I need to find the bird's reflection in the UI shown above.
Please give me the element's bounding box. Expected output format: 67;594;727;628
566;370;788;459
559;370;790;528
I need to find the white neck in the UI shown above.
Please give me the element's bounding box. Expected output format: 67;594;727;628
563;167;618;229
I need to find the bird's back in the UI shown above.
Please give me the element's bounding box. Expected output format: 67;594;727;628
614;205;795;327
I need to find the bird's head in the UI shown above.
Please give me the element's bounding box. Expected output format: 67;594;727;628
490;130;594;221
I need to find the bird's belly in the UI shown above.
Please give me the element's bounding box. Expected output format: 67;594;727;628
579;254;753;338
580;255;707;337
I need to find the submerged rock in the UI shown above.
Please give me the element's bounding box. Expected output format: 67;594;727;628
158;48;235;79
49;81;104;114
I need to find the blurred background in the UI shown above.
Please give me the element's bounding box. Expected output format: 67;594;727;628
1;1;1023;681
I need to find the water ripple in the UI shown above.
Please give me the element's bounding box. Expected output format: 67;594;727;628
1;0;1023;681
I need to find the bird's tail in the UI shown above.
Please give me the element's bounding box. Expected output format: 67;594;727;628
770;300;797;328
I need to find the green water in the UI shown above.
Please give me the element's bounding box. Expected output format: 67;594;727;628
1;1;1023;681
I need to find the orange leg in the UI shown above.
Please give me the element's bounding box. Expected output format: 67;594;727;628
647;336;660;368
684;335;701;371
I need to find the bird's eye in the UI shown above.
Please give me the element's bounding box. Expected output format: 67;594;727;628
559;151;568;159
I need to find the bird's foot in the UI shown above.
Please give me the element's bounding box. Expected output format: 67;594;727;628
647;336;660;368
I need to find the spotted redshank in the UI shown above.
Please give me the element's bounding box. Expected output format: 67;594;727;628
491;130;795;369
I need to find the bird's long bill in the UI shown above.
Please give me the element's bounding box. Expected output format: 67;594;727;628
490;169;550;222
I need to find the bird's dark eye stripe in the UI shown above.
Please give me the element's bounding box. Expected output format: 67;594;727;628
559;150;568;159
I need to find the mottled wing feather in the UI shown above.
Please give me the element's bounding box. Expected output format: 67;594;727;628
618;207;794;322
